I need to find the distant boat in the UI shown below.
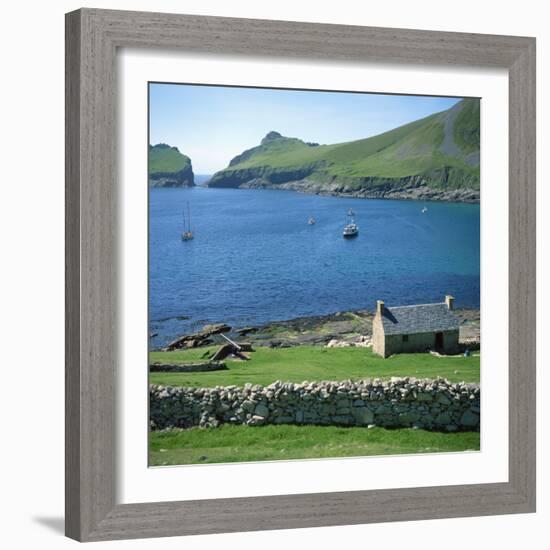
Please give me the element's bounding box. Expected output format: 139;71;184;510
181;201;194;241
347;208;356;217
343;219;359;238
421;207;428;213
308;217;316;225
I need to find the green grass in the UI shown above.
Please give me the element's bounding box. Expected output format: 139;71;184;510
149;424;480;465
149;346;480;388
453;98;481;154
149;143;191;174
211;98;480;184
221;112;445;174
322;112;448;178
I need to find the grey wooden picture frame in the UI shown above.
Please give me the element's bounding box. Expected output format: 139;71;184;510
65;8;536;542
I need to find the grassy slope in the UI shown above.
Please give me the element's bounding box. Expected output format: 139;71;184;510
212;98;480;184
149;346;480;387
150;424;480;465
149;144;191;174
453;98;481;153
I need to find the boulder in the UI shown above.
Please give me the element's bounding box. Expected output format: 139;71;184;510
201;323;231;336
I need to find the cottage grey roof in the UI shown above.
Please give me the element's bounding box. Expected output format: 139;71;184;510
380;302;459;336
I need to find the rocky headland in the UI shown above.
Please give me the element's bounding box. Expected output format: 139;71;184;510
149;143;195;187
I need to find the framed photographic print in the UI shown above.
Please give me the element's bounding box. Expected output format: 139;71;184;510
65;8;536;542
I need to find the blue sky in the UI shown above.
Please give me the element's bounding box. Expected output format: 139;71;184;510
149;83;461;174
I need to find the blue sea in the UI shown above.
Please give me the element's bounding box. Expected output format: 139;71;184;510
149;185;480;347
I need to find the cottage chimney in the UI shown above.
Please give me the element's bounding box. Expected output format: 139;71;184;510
376;300;385;316
445;295;455;310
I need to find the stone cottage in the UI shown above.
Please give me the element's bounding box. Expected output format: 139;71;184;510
372;295;460;358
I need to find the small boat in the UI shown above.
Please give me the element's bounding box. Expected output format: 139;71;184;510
181;201;194;241
343;221;359;238
347;208;356;217
308;217;316;225
421;207;428;213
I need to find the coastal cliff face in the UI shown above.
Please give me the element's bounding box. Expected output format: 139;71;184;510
207;99;480;203
149;143;195;187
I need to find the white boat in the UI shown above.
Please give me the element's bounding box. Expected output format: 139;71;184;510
308;217;316;225
181;201;194;241
421;207;428;213
347;208;356;216
343;221;359;238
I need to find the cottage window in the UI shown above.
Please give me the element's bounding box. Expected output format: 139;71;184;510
402;335;409;342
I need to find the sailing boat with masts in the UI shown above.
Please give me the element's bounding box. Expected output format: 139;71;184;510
181;201;194;241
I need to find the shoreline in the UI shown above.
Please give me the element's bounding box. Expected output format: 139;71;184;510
237;181;480;205
195;182;480;205
236;307;480;348
153;307;480;352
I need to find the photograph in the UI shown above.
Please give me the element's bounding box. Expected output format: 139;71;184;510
1;0;540;545
147;83;481;466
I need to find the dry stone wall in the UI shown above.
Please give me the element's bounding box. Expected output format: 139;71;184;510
149;361;227;373
150;377;480;432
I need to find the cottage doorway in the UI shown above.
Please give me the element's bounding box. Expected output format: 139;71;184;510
435;332;444;350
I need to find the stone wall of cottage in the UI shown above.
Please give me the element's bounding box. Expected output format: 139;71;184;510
383;330;460;357
150;377;480;432
371;314;386;356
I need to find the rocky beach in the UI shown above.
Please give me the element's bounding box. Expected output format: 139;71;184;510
155;308;480;352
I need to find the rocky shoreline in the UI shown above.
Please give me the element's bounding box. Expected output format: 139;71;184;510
157;308;480;352
233;177;480;204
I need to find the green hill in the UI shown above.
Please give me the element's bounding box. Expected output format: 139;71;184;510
207;99;480;202
149;144;195;187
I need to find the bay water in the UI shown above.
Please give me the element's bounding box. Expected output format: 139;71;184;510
149;186;480;347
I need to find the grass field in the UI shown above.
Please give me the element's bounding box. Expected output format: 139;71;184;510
149;345;480;388
149;424;480;465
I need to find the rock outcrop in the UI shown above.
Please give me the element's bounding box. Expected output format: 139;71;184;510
164;323;231;351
